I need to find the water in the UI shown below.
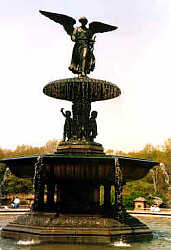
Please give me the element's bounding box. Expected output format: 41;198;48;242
0;215;171;250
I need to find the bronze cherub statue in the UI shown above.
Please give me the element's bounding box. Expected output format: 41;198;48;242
39;10;118;77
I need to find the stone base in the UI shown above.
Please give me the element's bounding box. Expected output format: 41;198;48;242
56;141;104;154
1;213;152;244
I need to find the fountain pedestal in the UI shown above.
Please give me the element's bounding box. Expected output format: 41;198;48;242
0;77;159;243
1;153;158;243
2;213;152;244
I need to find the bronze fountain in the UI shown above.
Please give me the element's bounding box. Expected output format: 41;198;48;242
0;11;159;244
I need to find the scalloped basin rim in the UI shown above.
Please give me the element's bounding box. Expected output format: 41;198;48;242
0;154;159;182
0;154;160;163
43;77;121;102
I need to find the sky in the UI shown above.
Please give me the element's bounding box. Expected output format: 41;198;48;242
0;0;170;152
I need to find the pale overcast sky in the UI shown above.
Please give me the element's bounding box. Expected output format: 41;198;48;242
0;0;170;152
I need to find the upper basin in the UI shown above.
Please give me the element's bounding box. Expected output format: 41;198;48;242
43;77;121;102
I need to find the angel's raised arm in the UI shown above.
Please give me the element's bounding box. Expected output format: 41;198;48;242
39;10;76;36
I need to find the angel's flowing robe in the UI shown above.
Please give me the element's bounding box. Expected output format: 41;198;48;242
68;26;95;76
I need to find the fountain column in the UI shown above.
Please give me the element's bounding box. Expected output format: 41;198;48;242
32;157;45;211
93;185;100;204
46;182;55;210
56;184;61;202
104;183;111;210
113;158;126;222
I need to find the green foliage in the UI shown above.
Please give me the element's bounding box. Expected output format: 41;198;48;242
4;175;33;194
100;185;104;206
121;138;171;203
111;185;115;205
122;181;154;209
0;163;6;182
108;138;171;205
0;163;8;196
0;139;58;195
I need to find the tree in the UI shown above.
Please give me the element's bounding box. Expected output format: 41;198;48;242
4;175;32;194
105;149;114;155
0;163;9;196
40;139;58;154
0;139;59;195
123;180;154;209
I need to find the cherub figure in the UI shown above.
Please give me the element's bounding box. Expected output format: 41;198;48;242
39;10;117;77
61;108;72;141
88;111;98;142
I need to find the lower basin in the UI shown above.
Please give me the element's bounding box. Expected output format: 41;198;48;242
0;154;159;244
0;154;159;182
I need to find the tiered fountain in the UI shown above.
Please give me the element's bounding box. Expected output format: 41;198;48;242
0;11;159;244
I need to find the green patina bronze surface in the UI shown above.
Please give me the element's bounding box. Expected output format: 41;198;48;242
39;11;117;77
43;77;121;143
0;10;160;244
0;154;158;182
43;77;121;101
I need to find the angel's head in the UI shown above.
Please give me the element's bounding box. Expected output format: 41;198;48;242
79;16;88;26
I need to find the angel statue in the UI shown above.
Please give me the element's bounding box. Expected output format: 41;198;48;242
39;10;118;77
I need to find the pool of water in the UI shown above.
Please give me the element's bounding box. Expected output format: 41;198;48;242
0;215;171;250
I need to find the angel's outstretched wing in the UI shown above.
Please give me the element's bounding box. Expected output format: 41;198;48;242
89;22;118;35
39;10;76;36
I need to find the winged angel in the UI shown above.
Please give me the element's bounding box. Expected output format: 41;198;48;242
40;10;117;77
